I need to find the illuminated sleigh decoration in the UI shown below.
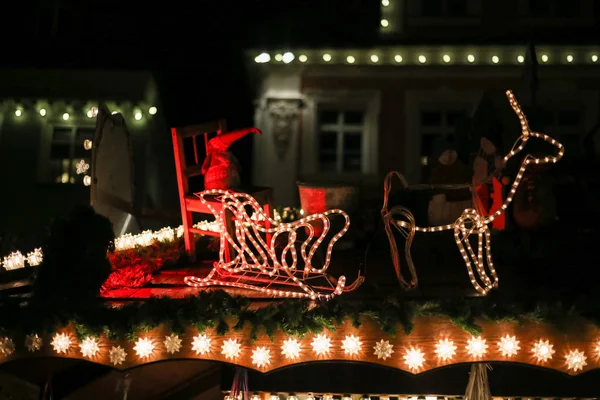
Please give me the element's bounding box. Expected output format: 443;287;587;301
382;90;565;295
184;190;364;300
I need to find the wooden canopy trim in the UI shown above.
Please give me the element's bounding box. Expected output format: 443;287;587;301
1;316;598;376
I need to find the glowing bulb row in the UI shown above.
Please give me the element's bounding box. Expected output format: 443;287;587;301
4;332;591;373
255;51;599;65
12;106;156;119
0;221;220;271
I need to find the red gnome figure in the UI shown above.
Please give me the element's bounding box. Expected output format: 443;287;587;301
201;127;261;190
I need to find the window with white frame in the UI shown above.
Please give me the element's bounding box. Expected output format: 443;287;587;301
419;109;466;167
44;125;95;184
317;108;366;174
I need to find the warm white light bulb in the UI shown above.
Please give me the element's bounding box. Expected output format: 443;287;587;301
322;53;332;62
15;109;22;117
467;54;475;63
39;108;47;116
298;54;308;62
394;54;403;63
346;55;355;64
134;111;142;120
83;175;92;186
254;53;271;63
382;0;390;6
418;55;426;63
442;54;451;63
566;54;574;63
282;52;294;64
541;54;549;63
381;19;389;27
592;54;598;63
404;347;425;370
491;55;499;64
274;53;283;62
62;112;69;121
149;106;157;115
517;55;525;63
434;338;457;361
370;54;379;63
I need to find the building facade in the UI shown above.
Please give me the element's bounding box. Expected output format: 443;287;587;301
247;0;600;206
0;69;175;249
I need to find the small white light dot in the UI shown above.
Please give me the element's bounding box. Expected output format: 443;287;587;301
346;55;355;64
15;109;22;117
394;54;403;63
299;54;308;63
381;19;389;27
566;55;574;63
382;0;390;6
62;112;69;121
149;106;157;115
442;54;451;63
134;111;142;120
592;54;598;63
39;108;47;116
517;55;525;63
492;55;499;64
370;54;379;63
323;53;332;62
274;53;283;62
254;53;271;63
541;54;549;63
282;52;295;64
467;54;475;63
418;55;427;64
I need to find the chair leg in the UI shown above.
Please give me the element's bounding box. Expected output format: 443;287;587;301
182;209;196;262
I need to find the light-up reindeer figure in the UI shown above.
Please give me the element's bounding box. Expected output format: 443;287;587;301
184;190;364;300
381;90;565;295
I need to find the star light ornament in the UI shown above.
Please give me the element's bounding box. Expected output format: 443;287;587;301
191;334;212;355
109;346;127;366
466;336;488;358
281;337;302;360
404;347;425;371
342;334;362;356
133;337;155;359
163;333;182;354
498;335;520;357
373;339;394;360
566;349;587;372
25;334;42;352
434;338;457;361
251;346;271;368
532;339;555;363
221;339;241;359
0;338;15;356
311;333;332;356
51;333;72;354
79;337;100;358
75;159;89;175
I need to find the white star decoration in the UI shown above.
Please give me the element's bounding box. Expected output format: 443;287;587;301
281;338;301;360
498;335;520;357
404;347;425;370
221;339;241;359
466;336;488;358
341;335;362;356
434;338;457;361
133;337;155;358
565;349;587;372
191;334;212;355
532;339;555;362
373;339;393;360
0;338;15;356
251;346;271;368
79;337;100;358
311;333;331;356
51;333;71;354
109;346;127;366
163;334;182;354
25;334;42;352
75;159;89;175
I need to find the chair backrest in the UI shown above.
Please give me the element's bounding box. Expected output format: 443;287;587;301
171;119;227;195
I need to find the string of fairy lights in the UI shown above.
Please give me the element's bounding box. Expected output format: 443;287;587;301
0;330;593;374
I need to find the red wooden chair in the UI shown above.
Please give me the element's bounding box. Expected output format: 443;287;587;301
171;120;274;261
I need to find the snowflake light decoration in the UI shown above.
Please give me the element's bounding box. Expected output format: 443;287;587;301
163;334;182;354
341;335;362;356
311;333;332;356
134;337;155;358
498;335;520;357
434;338;457;361
532;339;555;363
51;333;72;354
25;334;42;352
251;346;271;368
75;159;89;175
221;339;241;359
0;338;15;356
373;339;394;360
109;346;127;366
566;349;587;372
466;336;488;358
281;338;301;360
26;248;43;266
79;337;100;358
191;334;212;355
403;347;425;370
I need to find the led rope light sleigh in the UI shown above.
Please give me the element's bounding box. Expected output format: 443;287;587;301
382;90;565;295
184;190;364;300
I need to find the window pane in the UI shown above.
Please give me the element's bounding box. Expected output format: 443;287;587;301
343;134;362;153
422;0;443;16
76;127;95;142
557;0;579;17
557;110;580;127
318;153;337;172
421;134;442;158
52;127;72;142
421;112;442;127
343;154;362;172
51;159;72;184
51;143;71;159
344;111;364;125
318;110;339;125
319;132;338;152
446;111;465;128
447;0;468;16
528;0;552;16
